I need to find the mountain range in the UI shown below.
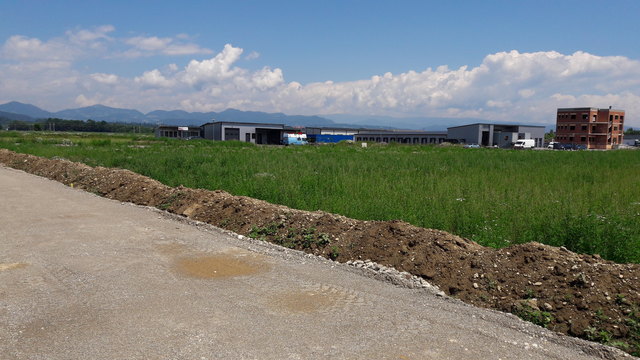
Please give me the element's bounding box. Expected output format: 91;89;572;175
0;101;350;128
0;101;551;131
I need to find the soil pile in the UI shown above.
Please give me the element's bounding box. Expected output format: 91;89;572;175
2;148;639;355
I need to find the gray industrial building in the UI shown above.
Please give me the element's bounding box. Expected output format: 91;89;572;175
201;121;284;145
354;131;448;144
157;120;548;148
156;125;202;139
446;123;546;148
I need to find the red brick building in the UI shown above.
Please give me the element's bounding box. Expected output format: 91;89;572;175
555;107;625;149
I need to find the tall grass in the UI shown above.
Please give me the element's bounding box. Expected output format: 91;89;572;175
2;131;639;263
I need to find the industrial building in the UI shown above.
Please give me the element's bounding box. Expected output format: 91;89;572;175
354;130;448;144
201;121;284;145
446;123;546;148
305;127;361;143
155;125;202;139
555;107;625;149
156;120;548;148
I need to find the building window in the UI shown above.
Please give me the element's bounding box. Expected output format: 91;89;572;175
580;136;586;142
610;115;613;121
571;114;576;119
615;115;619;120
569;136;574;141
582;114;588;120
592;115;597;122
581;125;587;131
569;125;575;131
620;115;624;121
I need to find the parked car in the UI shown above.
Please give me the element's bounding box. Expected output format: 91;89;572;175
513;139;535;149
547;141;557;149
553;143;572;150
463;143;480;148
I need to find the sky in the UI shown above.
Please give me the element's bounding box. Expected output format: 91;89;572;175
1;0;640;127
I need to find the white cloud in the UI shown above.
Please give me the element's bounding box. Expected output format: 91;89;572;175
123;35;212;57
75;94;98;107
181;44;244;86
135;69;174;88
246;51;260;60
91;73;119;85
66;25;114;44
1;35;73;62
2;31;640;127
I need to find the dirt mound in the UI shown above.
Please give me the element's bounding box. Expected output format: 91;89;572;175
2;148;639;355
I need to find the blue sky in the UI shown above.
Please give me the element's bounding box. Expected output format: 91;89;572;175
1;0;640;127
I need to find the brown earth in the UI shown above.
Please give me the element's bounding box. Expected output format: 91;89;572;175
2;148;639;355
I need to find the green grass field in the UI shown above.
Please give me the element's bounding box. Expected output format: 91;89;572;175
2;131;639;263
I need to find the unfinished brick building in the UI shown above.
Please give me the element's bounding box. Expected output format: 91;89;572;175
555;107;625;149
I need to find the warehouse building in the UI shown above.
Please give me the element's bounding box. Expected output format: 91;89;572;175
201;121;284;145
354;130;448;144
155;125;202;139
305;127;378;143
446;123;545;148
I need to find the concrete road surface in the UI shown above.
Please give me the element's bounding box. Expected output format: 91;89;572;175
0;166;625;359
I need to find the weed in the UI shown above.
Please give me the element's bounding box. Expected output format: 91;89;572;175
248;222;279;240
328;246;340;260
584;327;613;343
513;304;553;328
486;278;497;290
523;288;536;299
159;192;184;210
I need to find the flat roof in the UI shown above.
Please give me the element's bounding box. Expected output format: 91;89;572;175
447;123;545;130
157;125;201;129
201;121;284;127
557;107;625;112
356;131;447;135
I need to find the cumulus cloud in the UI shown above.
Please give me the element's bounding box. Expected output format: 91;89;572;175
2;30;640;127
134;69;174;88
181;44;245;86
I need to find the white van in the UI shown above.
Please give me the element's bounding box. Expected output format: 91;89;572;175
513;139;535;149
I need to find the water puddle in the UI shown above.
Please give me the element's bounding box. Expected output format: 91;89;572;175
0;262;28;271
272;289;340;313
174;253;268;279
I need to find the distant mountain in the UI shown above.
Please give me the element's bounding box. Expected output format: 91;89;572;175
146;109;214;124
54;105;148;123
0;101;52;119
0;110;35;122
3;101;513;130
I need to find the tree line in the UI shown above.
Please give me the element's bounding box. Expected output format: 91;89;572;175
1;118;154;134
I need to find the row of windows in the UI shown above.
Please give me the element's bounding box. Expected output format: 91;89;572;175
355;136;445;144
556;135;623;144
159;130;200;138
557;113;624;122
558;124;622;133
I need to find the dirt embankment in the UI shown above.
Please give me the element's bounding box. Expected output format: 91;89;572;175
2;148;639;355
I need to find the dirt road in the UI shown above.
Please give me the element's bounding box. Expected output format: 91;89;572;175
0;166;627;359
